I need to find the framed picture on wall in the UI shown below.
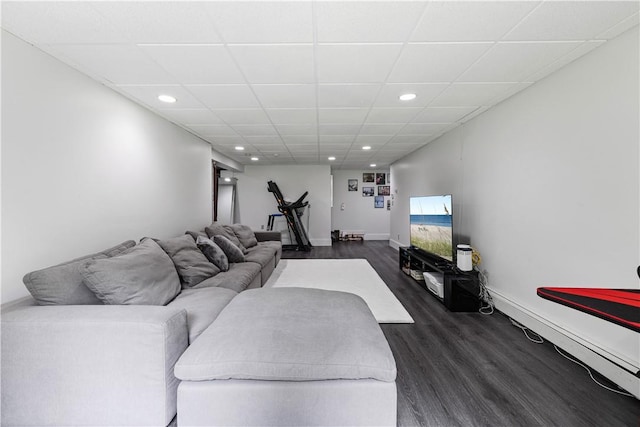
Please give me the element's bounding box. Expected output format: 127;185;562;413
378;185;390;196
348;179;358;191
374;196;384;208
362;186;374;197
363;173;374;183
375;173;386;185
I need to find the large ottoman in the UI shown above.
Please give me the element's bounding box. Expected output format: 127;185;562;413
175;287;397;426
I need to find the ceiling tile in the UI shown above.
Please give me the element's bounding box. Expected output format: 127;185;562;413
231;124;278;136
319;124;362;136
187;124;239;136
430;82;518;107
315;1;427;42
206;136;246;145
524;41;605;81
398;123;450;135
458;106;491;124
355;135;394;145
411;1;537;42
388;43;493;83
366;108;422;124
229;45;315;84
266;109;317;124
115;85;205;109
139;45;244;84
204;2;313;43
374;83;449;107
275;124;318;135
411;107;478;123
504;1;640;41
387;135;427;144
252;85;316;108
359;124;405;135
213;109;271;125
1;2;129;44
187;85;260;109
318;135;356;144
48;44;176;84
93;2;221;43
597;12;639;39
282;136;318;144
318;109;369;124
317;84;381;108
458;41;583;82
315;44;403;83
157;109;223;125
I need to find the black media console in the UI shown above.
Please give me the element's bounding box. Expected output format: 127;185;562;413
399;247;480;312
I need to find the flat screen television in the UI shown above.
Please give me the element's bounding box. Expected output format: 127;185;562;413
409;195;453;262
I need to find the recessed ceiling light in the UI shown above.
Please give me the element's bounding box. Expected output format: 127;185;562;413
362;146;371;150
328;156;336;161
399;93;416;101
224;177;231;182
251;157;259;161
158;94;177;103
370;163;377;167
235;146;245;151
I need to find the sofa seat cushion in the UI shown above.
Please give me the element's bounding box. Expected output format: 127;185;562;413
23;240;136;306
174;287;397;383
191;262;261;293
243;245;276;269
256;241;281;265
166;287;237;344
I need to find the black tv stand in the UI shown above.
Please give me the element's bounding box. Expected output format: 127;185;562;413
399;247;480;312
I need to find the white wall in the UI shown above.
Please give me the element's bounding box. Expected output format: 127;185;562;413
1;31;213;303
391;27;639;377
236;165;332;245
331;169;390;240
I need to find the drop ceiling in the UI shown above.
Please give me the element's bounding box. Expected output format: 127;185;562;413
2;1;638;169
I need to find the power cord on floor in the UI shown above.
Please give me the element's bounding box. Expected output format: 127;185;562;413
476;268;494;315
509;318;635;397
553;345;635;398
509;318;545;343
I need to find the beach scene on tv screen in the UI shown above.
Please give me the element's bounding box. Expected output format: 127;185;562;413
410;195;453;260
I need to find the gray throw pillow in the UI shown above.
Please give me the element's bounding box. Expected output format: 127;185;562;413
196;235;229;271
81;238;181;305
23;240;136;305
230;224;258;249
213;235;245;263
158;234;220;287
205;224;247;253
185;230;207;241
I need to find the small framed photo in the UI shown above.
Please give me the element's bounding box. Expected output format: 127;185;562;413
348;179;358;191
363;173;375;183
378;185;390;196
362;186;374;197
374;195;384;208
375;173;386;185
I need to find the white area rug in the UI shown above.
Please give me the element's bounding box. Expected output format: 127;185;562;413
264;259;414;324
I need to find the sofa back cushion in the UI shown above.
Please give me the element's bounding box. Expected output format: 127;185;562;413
230;224;258;249
158;234;220;288
22;240;136;305
205;224;247;253
81;238;181;305
213;235;245;263
196;236;229;272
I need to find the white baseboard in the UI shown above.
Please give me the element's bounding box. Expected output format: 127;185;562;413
364;233;390;240
310;238;332;247
389;239;403;250
491;289;640;399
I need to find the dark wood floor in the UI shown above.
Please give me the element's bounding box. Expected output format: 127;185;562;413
282;241;639;427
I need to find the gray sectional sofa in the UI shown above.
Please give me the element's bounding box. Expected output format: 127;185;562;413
1;223;397;427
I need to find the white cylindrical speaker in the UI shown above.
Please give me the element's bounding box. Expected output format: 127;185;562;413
457;244;473;271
